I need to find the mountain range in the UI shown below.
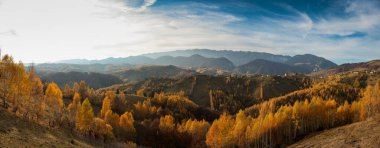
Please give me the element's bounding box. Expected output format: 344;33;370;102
141;49;291;66
56;49;337;75
29;49;340;89
58;49;293;66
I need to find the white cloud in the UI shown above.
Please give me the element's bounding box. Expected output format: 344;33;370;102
312;0;380;36
101;0;156;12
0;0;379;64
0;30;17;36
237;0;380;63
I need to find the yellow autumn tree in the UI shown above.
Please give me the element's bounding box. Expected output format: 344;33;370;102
15;63;31;116
133;99;157;120
78;80;88;100
92;118;115;141
68;93;81;114
28;66;44;121
76;98;94;134
105;91;116;108
63;84;72;98
119;111;136;139
231;110;251;147
159;115;175;133
206;113;235;148
0;55;14;108
105;110;119;128
6;63;31;115
360;82;380;120
44;82;64;126
336;100;351;125
72;82;80;95
177;119;210;147
67;93;81;128
100;96;111;119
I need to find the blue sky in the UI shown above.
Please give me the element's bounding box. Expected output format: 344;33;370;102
0;0;379;64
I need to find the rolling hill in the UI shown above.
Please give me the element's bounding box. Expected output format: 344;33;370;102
311;60;380;77
99;74;311;110
285;54;337;71
290;115;380;148
0;109;93;148
33;63;132;74
113;65;197;82
41;71;123;89
235;59;309;75
234;54;337;75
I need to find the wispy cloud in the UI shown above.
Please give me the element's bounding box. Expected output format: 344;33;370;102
90;0;380;64
312;0;380;36
0;0;378;64
100;0;156;13
93;2;246;53
0;30;17;36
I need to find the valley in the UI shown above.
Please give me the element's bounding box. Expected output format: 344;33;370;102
1;49;379;147
1;0;379;147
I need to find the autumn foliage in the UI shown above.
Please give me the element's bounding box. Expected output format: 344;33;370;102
1;54;380;147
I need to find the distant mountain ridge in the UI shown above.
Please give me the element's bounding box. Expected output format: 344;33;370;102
58;56;154;65
154;54;235;70
54;49;337;75
34;63;132;74
141;49;291;66
58;54;235;70
58;49;293;66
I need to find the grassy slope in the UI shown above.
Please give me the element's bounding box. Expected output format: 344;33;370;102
0;109;93;148
289;116;380;148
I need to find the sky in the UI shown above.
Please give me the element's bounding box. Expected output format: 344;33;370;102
0;0;379;64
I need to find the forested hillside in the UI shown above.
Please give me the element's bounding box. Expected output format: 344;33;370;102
98;74;311;113
41;71;123;89
2;0;379;147
1;54;379;148
113;65;197;82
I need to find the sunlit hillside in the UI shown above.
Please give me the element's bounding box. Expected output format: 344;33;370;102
1;0;380;148
1;52;380;147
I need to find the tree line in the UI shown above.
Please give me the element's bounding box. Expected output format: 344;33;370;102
206;80;380;147
0;54;379;147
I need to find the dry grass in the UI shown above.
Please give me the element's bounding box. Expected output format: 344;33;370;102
0;109;93;148
289;115;380;148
